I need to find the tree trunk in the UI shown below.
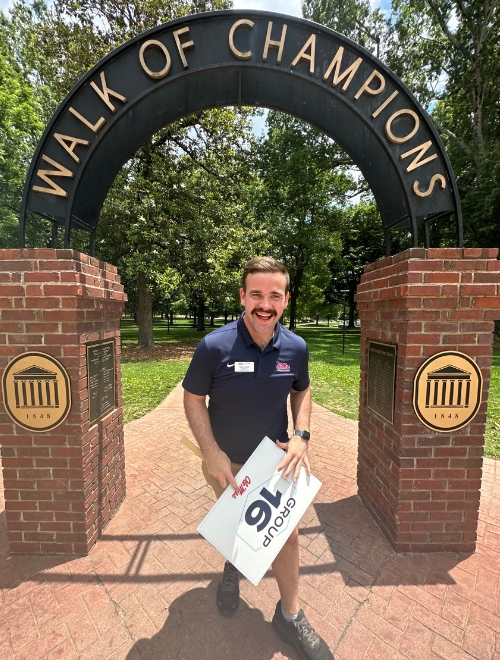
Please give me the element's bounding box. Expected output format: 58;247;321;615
137;272;155;348
170;310;174;325
316;315;319;325
196;298;206;331
348;287;356;329
224;311;229;324
289;293;298;330
192;307;197;328
209;312;215;327
288;267;304;331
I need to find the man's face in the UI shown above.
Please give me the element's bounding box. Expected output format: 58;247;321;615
239;271;289;338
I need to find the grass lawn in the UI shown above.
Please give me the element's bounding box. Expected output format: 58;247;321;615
295;325;361;420
120;317;500;458
121;359;189;423
120;317;226;344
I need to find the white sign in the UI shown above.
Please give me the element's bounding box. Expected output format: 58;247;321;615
197;437;322;586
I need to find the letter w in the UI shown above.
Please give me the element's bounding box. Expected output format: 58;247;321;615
323;46;363;91
401;140;438;172
32;155;74;197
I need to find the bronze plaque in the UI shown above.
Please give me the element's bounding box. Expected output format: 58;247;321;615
413;351;482;433
87;340;115;425
367;341;397;424
2;352;72;432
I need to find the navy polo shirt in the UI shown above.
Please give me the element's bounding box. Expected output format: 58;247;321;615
182;314;310;463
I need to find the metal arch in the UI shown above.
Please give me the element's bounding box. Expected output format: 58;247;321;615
20;10;462;255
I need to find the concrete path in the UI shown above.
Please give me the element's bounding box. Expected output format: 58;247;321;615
1;383;500;659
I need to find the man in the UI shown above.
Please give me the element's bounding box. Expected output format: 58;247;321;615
183;257;333;660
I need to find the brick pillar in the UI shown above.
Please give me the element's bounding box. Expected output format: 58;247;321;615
0;249;126;554
356;247;500;552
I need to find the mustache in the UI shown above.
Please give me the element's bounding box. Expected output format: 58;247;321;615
251;309;277;317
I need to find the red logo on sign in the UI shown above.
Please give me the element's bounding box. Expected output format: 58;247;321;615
232;476;251;499
276;362;291;372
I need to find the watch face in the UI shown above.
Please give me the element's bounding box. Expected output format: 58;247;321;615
295;430;310;440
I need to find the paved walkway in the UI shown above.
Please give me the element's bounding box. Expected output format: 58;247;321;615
1;384;500;659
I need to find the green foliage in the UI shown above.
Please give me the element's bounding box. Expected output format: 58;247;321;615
385;0;500;250
97;106;264;326
253;112;356;328
302;0;386;57
31;0;232;107
485;347;500;459
303;0;500;251
0;11;45;247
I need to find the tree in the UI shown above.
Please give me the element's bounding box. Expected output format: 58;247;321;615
304;0;500;253
4;0;268;346
324;202;407;328
386;0;500;251
302;0;387;58
0;10;45;248
96;106;263;339
253;112;355;329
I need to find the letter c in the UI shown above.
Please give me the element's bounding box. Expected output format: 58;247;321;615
229;19;254;60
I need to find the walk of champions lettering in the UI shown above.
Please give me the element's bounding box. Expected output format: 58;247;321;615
413;351;483;433
2;353;72;432
30;16;448;203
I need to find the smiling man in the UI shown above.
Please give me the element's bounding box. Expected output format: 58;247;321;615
183;256;333;660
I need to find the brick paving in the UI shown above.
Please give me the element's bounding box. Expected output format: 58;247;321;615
1;383;499;659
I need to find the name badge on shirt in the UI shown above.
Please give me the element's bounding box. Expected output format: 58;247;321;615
231;362;254;373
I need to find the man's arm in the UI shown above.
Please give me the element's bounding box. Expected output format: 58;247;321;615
183;390;238;491
276;385;312;481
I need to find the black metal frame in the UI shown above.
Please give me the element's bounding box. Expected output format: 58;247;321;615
19;10;462;256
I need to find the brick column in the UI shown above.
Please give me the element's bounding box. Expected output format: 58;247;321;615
356;248;500;552
0;249;126;554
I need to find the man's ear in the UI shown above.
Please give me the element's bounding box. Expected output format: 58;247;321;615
239;287;245;305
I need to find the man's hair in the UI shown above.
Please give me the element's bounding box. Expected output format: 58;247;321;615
242;257;290;293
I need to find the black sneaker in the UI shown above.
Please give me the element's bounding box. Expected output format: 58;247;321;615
272;600;334;660
216;561;241;617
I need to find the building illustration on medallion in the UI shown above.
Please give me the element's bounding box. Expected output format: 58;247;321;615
413;351;482;433
12;365;60;409
424;364;471;409
2;352;71;432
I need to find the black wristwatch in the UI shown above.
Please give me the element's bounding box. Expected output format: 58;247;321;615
293;430;310;441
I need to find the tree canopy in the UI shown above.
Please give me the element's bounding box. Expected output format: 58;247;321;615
0;0;498;343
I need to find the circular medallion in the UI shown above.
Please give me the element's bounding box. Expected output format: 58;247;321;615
2;352;71;432
413;351;482;433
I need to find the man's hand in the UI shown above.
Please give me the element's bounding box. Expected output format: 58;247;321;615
184;389;237;491
276;436;311;482
205;448;238;491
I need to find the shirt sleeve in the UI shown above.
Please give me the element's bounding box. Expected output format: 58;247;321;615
182;338;214;396
292;343;310;391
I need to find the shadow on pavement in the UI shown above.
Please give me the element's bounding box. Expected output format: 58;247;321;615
125;580;298;660
313;495;470;588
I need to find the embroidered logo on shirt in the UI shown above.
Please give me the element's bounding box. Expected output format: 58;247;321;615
276;362;291;372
